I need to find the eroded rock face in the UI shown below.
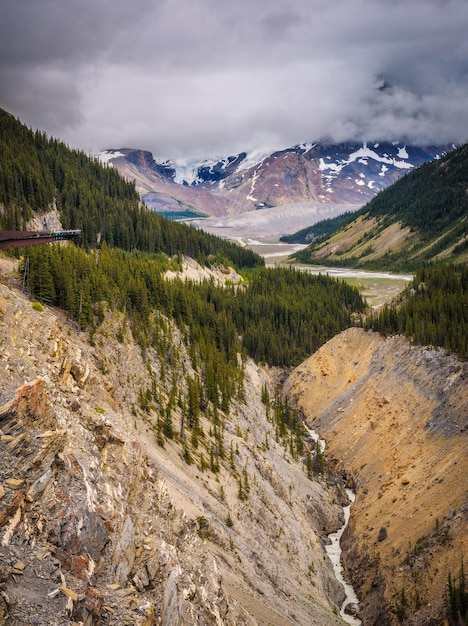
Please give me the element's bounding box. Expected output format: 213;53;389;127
0;273;347;625
0;380;253;625
48;455;109;576
284;327;468;626
0;378;54;430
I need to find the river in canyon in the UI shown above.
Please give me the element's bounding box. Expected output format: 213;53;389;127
307;429;361;625
325;488;362;626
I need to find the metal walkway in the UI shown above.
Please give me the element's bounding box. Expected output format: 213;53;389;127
0;230;81;250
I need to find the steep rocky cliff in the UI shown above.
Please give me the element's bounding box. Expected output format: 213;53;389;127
0;259;348;626
284;327;468;625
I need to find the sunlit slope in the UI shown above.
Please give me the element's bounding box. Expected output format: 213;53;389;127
293;143;468;271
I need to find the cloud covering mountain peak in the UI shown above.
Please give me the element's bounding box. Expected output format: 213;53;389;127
2;0;467;159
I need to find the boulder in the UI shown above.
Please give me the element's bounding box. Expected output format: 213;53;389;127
378;527;388;542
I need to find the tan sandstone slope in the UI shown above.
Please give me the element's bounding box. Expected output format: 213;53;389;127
284;327;468;626
0;260;349;626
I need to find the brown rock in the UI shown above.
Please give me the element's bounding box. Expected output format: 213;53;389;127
32;430;68;466
81;585;102;620
25;468;54;502
47;454;108;580
60;584;79;602
0;379;54;429
50;501;107;569
12;561;25;574
4;478;24;489
0;490;24;526
6;432;27;452
0;564;9;583
284;327;468;626
112;516;135;587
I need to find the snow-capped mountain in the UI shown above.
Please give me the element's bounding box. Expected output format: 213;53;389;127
97;141;453;220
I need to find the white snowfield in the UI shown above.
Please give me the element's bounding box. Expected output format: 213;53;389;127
169;147;276;185
96;150;126;164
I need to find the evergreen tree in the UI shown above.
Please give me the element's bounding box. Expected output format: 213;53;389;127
366;263;468;360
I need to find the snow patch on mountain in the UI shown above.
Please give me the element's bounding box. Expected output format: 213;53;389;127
158;147;276;186
170;158;203;185
235;147;274;172
319;143;413;175
247;170;260;202
148;154;230;185
96;150;126;164
297;141;319;153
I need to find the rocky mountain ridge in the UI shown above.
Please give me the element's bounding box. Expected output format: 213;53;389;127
98;142;451;220
0;258;350;626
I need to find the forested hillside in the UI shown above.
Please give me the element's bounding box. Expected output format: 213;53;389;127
1;106;466;626
364;143;467;235
365;263;468;359
280;211;355;244
293;143;468;270
23;243;365;369
0;108;261;269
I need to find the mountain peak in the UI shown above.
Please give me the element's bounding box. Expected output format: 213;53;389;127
97;141;453;222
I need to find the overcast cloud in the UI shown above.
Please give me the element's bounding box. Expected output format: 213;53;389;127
1;0;467;159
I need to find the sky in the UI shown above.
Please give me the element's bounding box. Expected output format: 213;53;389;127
1;0;467;160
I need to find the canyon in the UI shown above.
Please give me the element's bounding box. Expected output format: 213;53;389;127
1;107;466;625
0;255;466;625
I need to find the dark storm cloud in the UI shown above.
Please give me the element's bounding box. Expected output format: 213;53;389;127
1;0;467;158
0;0;157;130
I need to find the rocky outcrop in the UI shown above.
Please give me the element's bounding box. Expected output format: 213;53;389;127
284;327;468;625
0;378;258;625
